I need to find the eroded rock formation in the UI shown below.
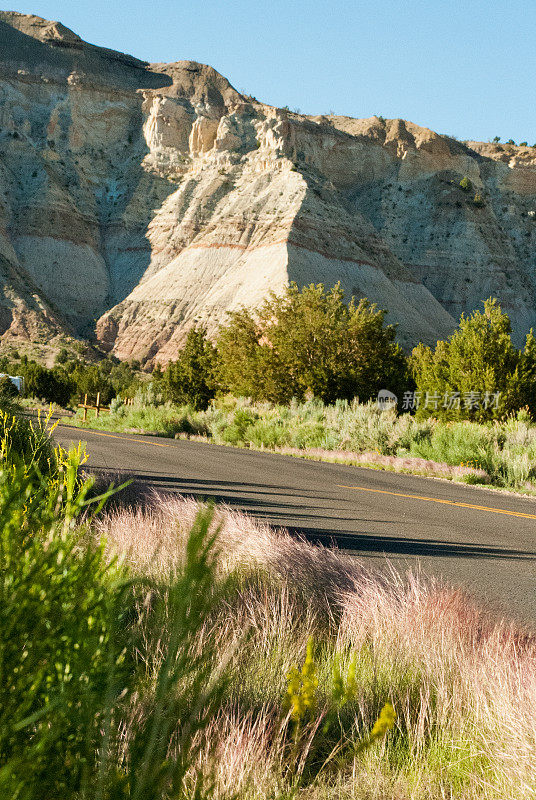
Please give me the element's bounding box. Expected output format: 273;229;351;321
1;11;535;363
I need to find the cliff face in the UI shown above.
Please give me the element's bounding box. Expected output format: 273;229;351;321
1;11;536;363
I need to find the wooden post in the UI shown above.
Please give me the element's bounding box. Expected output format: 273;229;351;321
95;392;100;418
83;394;88;422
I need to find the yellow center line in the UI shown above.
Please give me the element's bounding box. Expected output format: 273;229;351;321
336;484;536;520
59;426;174;448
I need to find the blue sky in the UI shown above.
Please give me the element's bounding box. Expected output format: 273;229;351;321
8;0;536;143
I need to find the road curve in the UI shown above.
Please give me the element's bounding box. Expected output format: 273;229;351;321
56;424;536;625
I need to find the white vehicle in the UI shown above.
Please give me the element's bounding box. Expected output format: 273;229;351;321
0;374;24;394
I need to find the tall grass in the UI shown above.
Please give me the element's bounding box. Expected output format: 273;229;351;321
0;407;57;474
98;494;536;799
68;395;536;491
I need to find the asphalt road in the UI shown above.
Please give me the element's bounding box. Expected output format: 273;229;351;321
56;424;536;625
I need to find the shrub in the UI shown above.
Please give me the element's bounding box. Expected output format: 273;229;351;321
21;360;74;405
221;408;259;445
0;457;127;798
162;327;217;410
408;421;495;472
0;409;56;475
410;298;535;420
217;283;409;405
473;192;485;207
459;176;472;192
0;376;19;400
291;421;329;449
0;454;229;799
247;419;288;449
55;347;70;364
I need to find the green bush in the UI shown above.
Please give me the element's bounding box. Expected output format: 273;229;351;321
459;176;472;192
247;419;288;448
0;376;19;400
217;282;409;404
161;327;217;410
291;422;329;449
473;192;485;207
410;299;536;421
21;360;74;405
221;408;259;445
0;410;56;475
408;422;495;472
0;458;128;798
0;451;228;799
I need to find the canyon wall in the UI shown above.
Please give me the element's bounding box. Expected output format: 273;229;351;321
1;11;535;363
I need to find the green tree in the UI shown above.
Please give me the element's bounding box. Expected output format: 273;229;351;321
69;363;114;405
411;298;531;420
217;283;408;404
108;361;138;396
163;327;217;410
21;361;74;406
216;309;278;401
0;376;19;400
54;347;70;365
517;329;536;411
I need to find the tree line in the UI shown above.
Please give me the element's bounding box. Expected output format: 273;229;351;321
4;284;536;420
156;285;536;421
0;351;140;407
156;283;407;409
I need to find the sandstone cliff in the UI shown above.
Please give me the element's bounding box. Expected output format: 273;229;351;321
1;11;535;363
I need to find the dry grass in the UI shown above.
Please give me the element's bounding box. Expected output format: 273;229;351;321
269;446;490;482
98;494;536;799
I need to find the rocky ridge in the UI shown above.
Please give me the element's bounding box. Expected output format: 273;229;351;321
1;11;535;363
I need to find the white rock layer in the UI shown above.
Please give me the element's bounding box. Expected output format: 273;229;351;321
1;11;535;362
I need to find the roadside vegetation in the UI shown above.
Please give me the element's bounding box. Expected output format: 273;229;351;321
0;349;141;408
67;394;536;492
6;285;536;493
1;386;536;799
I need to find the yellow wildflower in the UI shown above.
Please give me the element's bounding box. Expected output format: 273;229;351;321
285;638;318;723
369;702;396;741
